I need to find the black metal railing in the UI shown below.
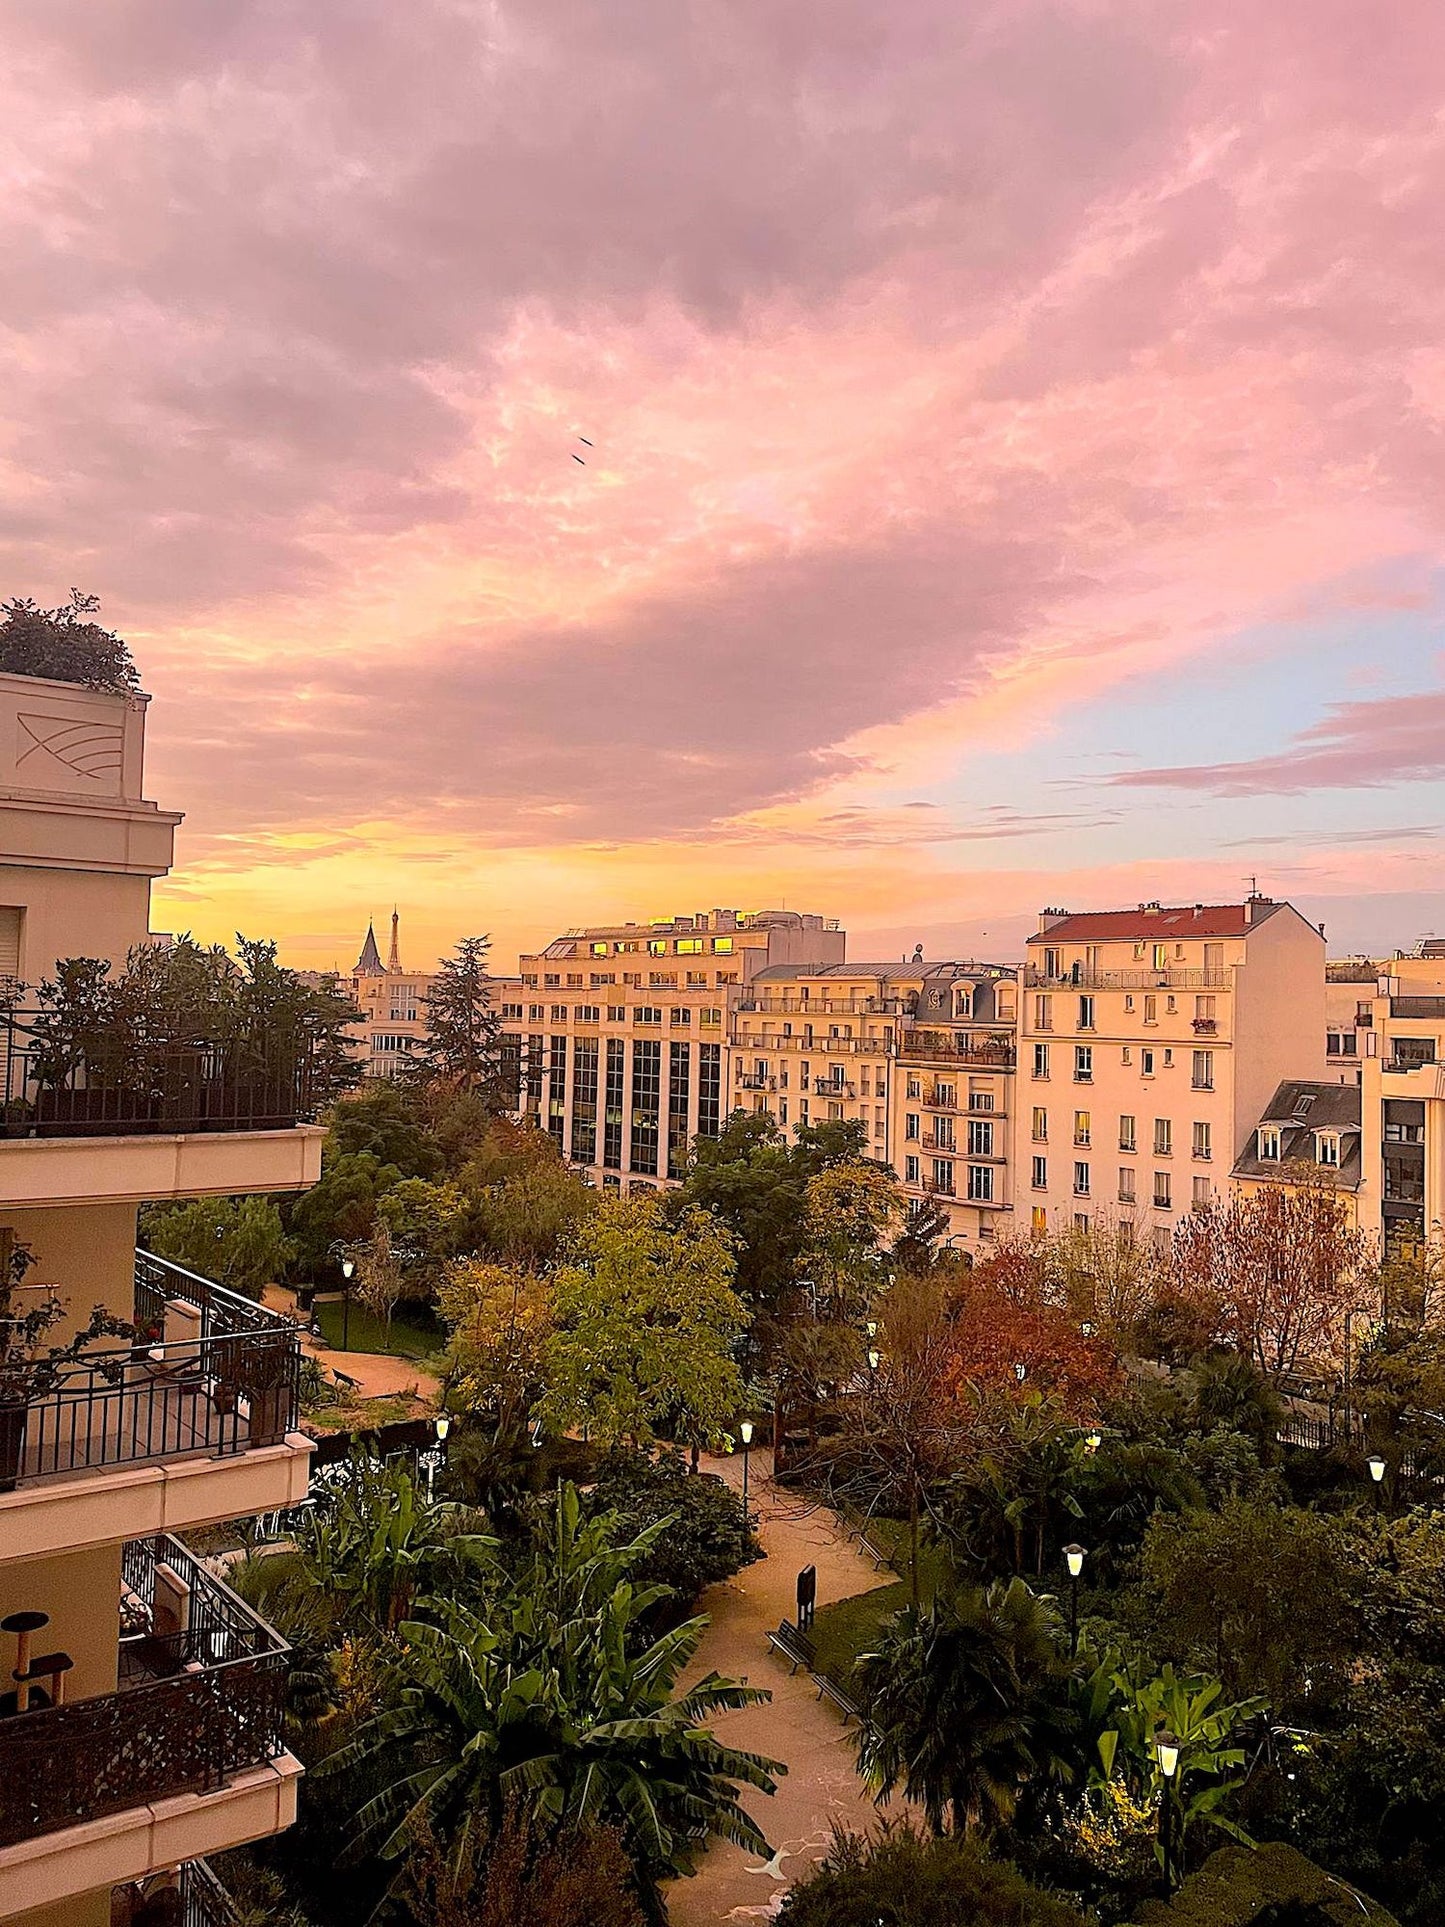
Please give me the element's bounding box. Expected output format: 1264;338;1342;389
1;1253;299;1490
0;1537;288;1848
112;1857;240;1927
898;1032;1017;1067
182;1860;240;1927
0;1001;322;1138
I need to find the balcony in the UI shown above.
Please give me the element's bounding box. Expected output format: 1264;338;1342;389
813;1077;857;1099
0;1002;328;1207
922;1088;957;1111
1191;1017;1218;1034
897;1032;1016;1068
113;1857;239;1927
735;996;910;1017
920;1133;956;1153
0;1537;297;1913
0;1253;311;1562
737;1073;776;1092
1024;966;1228;990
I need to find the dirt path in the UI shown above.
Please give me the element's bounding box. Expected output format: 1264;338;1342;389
666;1449;898;1926
261;1284;440;1399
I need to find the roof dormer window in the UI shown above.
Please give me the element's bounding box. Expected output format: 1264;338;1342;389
1316;1132;1340;1168
1258;1125;1282;1161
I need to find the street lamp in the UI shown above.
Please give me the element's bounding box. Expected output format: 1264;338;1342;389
1155;1728;1180;1897
1367;1453;1386;1512
1084;1430;1102;1454
340;1255;355;1351
1080;1320;1096;1338
740;1419;754;1513
865;1318;879;1341
1063;1543;1086;1657
1013;1361;1027;1384
867;1347;881;1372
435;1413;451;1444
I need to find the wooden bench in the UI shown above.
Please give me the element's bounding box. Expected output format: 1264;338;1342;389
766;1621;816;1674
813;1672;860;1723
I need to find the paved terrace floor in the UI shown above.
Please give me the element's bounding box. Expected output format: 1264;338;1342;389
667;1449;898;1926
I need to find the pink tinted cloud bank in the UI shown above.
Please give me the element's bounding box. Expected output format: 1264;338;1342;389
1;0;1444;964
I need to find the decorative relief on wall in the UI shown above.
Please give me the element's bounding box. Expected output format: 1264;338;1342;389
15;712;124;785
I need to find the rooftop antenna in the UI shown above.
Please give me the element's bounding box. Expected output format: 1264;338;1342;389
1245;875;1259;897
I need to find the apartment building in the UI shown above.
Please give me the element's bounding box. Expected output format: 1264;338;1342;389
0;671;319;1927
1018;898;1325;1243
1356;949;1445;1258
728;960;1017;1248
1231;1080;1364;1223
506;909;844;1190
347;910;434;1079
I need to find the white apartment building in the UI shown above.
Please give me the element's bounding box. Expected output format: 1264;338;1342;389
1018;898;1325;1242
506;909;844;1190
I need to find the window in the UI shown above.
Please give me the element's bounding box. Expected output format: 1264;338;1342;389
905;1112;921;1140
967;1165;994;1203
1075;1213;1091;1231
713;937;734;954
1257;1125;1281;1160
607;1004;626;1022
1142;993;1157;1025
647;939;668;957
1034;994;1053;1031
1074;1109;1091;1146
634;1006;662;1024
501;1002;523;1021
967;1118;994;1156
935;1082;956;1108
701;1007;722;1027
1192;1050;1214;1091
1141;1048;1155;1076
544;973;561;988
1078;994;1095;1031
931;1158;955;1195
550;1003;568;1021
1032;1205;1048;1234
905;1154;921;1184
1153;1172;1172;1210
1316;1132;1340;1167
1074;1161;1091;1196
1043;946;1061;978
669;1007;692;1026
576;1004;600;1023
1033;1043;1050;1079
1074;1045;1093;1083
591;942;610;957
1192;1120;1211;1160
1154;1117;1172;1156
1195;994;1216;1022
1118;1167;1136;1203
1032;1106;1048;1142
676;938;704;954
1152;944;1168;970
1119;1114;1137;1152
969;1082;995;1111
907;1076;922;1099
1192;1175;1212;1207
1032;1155;1048;1190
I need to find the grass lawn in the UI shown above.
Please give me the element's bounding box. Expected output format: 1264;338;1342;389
809;1516;948;1688
314;1297;440;1358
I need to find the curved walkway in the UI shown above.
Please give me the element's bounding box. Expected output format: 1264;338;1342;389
667;1449;898;1926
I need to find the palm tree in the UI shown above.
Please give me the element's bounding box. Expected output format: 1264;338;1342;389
854;1576;1078;1835
321;1486;782;1903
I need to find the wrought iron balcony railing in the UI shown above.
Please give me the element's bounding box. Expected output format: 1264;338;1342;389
1023;966;1229;990
0;1535;288;1848
0;1252;300;1491
897;1033;1017;1067
0;1000;325;1138
112;1857;240;1927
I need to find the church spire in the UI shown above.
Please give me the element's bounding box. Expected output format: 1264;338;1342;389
388;907;401;973
354;920;384;975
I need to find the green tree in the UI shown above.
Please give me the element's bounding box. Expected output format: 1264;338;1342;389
354;1218;406;1351
678;1111;869;1313
142;1194;294;1301
286;1149;399;1275
465;1157;595;1268
0;590;140;691
322;1486;781;1901
854;1577;1077;1835
584;1448;760;1614
438;1258;554;1437
1138;1500;1352;1714
409;935;505;1102
802;1160;904;1322
542;1195;746;1451
328;1083;445;1179
776;1822;1090;1927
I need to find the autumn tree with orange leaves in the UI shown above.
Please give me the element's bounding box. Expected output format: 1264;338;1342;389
1169;1172;1368;1378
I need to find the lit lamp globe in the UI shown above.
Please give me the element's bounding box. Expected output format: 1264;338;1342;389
1084;1431;1102;1454
867;1348;881;1371
434;1414;451;1443
1155;1729;1180;1780
739;1420;754;1446
1367;1454;1387;1485
1064;1543;1086;1580
340;1258;355;1280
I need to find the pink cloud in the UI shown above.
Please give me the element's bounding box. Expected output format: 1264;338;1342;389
2;0;1445;940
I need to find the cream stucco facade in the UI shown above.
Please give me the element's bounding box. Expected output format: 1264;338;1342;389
1017;898;1326;1245
0;671;314;1927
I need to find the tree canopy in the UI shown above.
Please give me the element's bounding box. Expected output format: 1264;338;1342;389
0;590;140;691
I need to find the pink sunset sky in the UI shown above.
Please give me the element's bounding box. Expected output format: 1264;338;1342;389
3;0;1445;972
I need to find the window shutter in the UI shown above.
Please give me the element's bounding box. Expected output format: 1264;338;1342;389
0;908;21;983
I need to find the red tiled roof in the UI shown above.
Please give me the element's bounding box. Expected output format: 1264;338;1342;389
1028;902;1284;943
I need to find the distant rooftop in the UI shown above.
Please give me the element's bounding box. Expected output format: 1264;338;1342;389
1032;899;1287;942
